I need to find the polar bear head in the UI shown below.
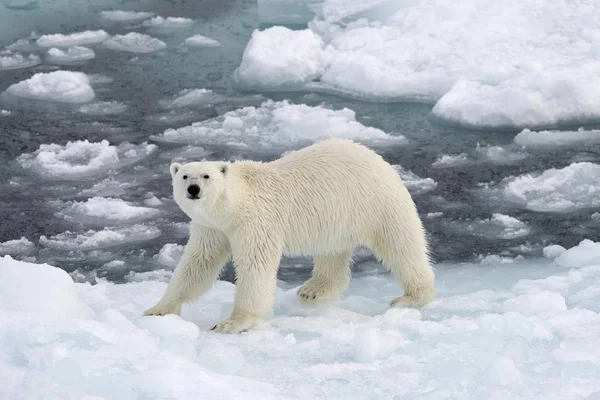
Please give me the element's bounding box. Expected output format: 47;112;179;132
169;161;228;223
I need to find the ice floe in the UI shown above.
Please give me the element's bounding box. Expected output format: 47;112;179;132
184;35;220;47
103;33;166;53
39;225;161;251
100;10;155;22
56;197;161;225
45;46;95;63
36;30;109;47
514;128;600;147
0;50;41;70
4;70;95;103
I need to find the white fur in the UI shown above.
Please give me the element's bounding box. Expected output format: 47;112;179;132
144;139;435;333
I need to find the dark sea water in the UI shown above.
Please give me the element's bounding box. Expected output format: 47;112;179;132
1;0;600;284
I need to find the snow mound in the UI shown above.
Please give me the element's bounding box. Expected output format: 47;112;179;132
79;101;127;115
184;35;220;47
514;128;600;147
18;140;156;180
56;197;161;225
4;70;95;103
45;46;95;63
39;225;161;251
446;213;531;240
235;26;330;88
103;33;166;53
154;100;405;149
0;256;93;318
0;237;36;256
142;16;194;29
392;165;437;196
100;10;155;22
0;51;41;70
3;238;600;399
485;162;600;212
36;30;109;47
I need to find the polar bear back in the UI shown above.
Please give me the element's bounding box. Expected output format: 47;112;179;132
226;139;418;257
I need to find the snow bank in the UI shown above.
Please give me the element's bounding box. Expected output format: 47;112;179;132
154;100;405;149
237;0;600;128
56;197;161;224
0;51;41;70
484;162;600;212
514;128;600;147
103;33;166;53
39;225;161;251
184;35;220;47
392;165;437;196
36;30;109;47
3;239;600;399
45;46;95;63
100;10;155;22
4;70;95;103
142;16;194;29
18;140;156;180
0;237;36;256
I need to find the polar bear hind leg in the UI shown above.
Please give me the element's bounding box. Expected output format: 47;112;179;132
297;251;353;304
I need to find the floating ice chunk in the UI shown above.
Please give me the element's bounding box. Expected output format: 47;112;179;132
392;165;437;195
79;101;127;115
45;46;95;63
0;255;93;318
87;74;114;85
449;214;530;240
39;225;161;251
427;212;443;219
432;153;469;168
235;26;330;88
475;144;527;164
103;33;166;53
554;240;600;268
502;291;567;315
156;243;184;268
0;109;11;116
79;179;132;197
159;88;218;109
514;128;600;147
125;268;172;283
142;16;194;29
198;346;246;374
99;10;155;22
56;197;161;224
0;51;41;70
155;100;404;149
5;70;95;103
0;237;36;256
432;70;600;129
543;245;567;260
184;34;220;47
36;30;109;47
144;195;163;206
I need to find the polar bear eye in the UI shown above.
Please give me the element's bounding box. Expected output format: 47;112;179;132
182;175;188;180
203;175;210;179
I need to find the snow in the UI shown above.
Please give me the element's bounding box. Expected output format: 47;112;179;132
0;51;41;70
235;26;330;88
392;165;437;196
18;140;156;180
0;237;36;256
39;225;161;251
103;33;166;53
142;16;195;29
483;162;600;212
155;100;405;149
555;240;600;269
514;128;600;147
56;197;161;225
79;101;127;115
46;46;95;63
99;10;155;22
544;245;567;260
237;0;600;128
36;30;109;47
3;239;600;399
4;70;95;103
184;35;221;48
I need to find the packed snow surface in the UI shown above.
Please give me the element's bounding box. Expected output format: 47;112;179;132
36;30;109;47
0;51;41;70
155;100;405;149
4;70;95;103
184;35;221;47
103;33;166;53
3;238;600;399
237;0;600;128
45;46;95;63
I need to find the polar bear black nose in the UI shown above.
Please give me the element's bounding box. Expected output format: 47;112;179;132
187;184;200;197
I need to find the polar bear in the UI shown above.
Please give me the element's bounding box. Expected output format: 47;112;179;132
144;139;435;333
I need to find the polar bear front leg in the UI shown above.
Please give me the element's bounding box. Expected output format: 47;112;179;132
144;225;229;317
212;233;282;333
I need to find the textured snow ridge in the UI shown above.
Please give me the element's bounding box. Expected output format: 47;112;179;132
4;70;95;103
36;30;109;47
154;100;405;149
237;1;600;128
482;162;600;212
103;33;166;53
3;238;600;399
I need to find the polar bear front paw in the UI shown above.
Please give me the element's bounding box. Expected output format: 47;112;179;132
297;279;341;304
143;302;181;317
211;314;263;334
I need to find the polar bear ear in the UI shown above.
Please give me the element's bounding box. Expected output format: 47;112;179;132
220;164;227;175
170;162;182;179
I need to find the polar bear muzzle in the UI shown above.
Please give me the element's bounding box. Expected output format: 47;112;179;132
187;184;200;199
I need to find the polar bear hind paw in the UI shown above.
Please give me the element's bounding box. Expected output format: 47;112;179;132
143;303;181;317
